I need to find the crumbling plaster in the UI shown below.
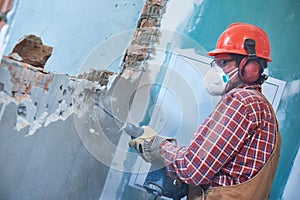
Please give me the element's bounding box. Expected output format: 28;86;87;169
0;0;168;138
0;0;169;199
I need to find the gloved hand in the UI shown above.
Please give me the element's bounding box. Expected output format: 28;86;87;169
128;126;176;162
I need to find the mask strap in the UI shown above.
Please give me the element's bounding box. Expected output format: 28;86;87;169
222;68;238;83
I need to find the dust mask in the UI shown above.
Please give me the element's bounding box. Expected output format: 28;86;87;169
204;66;238;96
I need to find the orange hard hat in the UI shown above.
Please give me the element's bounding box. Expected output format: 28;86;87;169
207;22;271;62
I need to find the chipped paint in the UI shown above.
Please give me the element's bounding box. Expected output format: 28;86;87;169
26;111;48;136
4;58;53;96
0;57;112;136
44;100;72;127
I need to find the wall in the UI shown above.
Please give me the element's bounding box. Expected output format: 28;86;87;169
0;0;145;200
174;1;300;199
1;0;300;200
3;0;144;75
99;0;299;199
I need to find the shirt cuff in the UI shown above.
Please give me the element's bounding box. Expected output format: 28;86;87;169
160;140;178;164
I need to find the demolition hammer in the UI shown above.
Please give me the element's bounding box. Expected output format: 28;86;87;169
95;95;188;200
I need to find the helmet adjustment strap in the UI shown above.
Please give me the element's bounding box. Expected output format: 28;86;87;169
240;38;263;78
244;38;256;57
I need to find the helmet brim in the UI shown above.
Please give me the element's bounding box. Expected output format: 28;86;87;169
207;49;272;62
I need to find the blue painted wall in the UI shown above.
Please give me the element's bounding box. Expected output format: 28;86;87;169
174;1;300;199
4;0;144;75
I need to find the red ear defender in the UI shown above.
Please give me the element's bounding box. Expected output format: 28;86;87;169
238;57;261;83
238;38;263;84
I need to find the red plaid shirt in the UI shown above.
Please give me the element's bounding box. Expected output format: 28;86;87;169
161;84;276;187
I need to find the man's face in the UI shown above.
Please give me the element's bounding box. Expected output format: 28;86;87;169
213;53;237;74
213;53;242;92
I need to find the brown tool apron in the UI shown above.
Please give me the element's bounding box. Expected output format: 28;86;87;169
188;95;281;200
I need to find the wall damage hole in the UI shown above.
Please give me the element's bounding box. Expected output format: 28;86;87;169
59;85;63;90
69;86;74;95
0;82;4;91
17;103;27;117
59;110;64;116
63;89;67;96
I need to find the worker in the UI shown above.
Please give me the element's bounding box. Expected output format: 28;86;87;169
129;22;281;200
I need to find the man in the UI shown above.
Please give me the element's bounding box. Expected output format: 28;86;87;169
129;22;281;200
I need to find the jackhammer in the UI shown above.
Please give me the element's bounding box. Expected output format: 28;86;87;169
95;95;188;200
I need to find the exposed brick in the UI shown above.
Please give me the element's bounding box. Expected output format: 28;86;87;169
7;61;53;95
127;44;149;60
77;69;114;86
141;4;161;18
147;0;165;6
120;0;168;73
139;18;159;28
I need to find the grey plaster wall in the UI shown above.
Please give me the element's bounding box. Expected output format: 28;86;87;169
0;109;107;200
0;57;142;200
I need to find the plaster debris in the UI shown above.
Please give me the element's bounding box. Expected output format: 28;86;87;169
0;57;111;136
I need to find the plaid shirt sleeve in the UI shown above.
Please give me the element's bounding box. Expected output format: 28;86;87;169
160;87;275;186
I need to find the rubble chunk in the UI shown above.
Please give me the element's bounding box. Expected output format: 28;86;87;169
9;34;53;68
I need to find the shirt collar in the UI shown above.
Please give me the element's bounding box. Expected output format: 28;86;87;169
236;84;262;93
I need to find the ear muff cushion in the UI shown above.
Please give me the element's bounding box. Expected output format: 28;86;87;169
239;57;261;83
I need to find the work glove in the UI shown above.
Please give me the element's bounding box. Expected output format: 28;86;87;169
128;126;176;162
